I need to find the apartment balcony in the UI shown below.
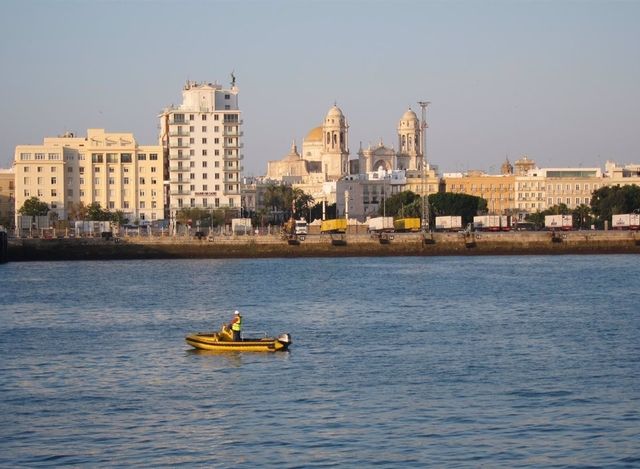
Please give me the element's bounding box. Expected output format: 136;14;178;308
169;153;190;160
169;119;190;126
222;141;244;149
169;141;190;149
170;189;191;196
223;130;244;137
223;153;244;161
169;166;191;172
169;130;190;137
223;187;241;195
223;166;244;173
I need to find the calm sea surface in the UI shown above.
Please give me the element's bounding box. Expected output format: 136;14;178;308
1;255;639;468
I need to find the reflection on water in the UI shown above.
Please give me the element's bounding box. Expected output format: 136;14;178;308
1;256;639;467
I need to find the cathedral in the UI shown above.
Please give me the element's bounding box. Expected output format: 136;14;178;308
266;104;426;182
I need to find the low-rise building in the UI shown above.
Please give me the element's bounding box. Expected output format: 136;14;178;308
0;168;15;227
14;129;164;224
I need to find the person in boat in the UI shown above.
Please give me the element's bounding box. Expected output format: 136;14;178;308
229;310;243;341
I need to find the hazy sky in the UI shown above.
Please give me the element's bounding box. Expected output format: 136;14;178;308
1;0;638;175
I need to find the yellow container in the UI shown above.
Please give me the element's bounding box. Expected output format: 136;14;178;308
393;217;421;232
320;218;348;233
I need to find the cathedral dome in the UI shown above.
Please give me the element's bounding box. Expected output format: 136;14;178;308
401;109;419;122
304;126;323;142
325;105;344;120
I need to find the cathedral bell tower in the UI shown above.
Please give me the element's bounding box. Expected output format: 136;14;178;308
322;104;349;179
397;108;421;171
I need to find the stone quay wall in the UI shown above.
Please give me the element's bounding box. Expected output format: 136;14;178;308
6;231;640;262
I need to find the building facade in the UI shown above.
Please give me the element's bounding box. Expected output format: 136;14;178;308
13;129;163;224
0;169;15;227
160;80;243;225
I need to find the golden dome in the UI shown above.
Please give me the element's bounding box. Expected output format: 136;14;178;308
305;126;323;142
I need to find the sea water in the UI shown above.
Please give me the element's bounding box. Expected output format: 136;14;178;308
1;255;639;467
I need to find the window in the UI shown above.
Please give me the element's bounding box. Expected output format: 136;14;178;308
139;177;145;184
190;185;195;191
51;177;57;185
94;167;100;173
215;173;219;180
35;153;45;160
150;153;158;161
20;153;32;160
203;173;208;180
138;153;147;161
140;201;146;209
124;177;130;185
151;167;157;173
190;198;195;207
214;114;219;121
123;201;130;209
202;149;207;156
109;167;115;173
51;167;57;173
37;166;43;173
202;138;207;144
215;161;220;168
214;126;219;132
202;126;207;132
190;126;195;132
79;167;85;174
23;177;30;184
214;138;219;144
201;114;207;121
92;153;104;163
121;153;132;163
94;177;100;185
203;198;208;207
109;202;115;209
215;185;220;191
151;178;157;185
215;198;220;207
190;173;195;180
67;189;73;197
214;150;220;156
94;189;100;197
140;190;145;197
202;184;208;191
107;153;118;163
108;177;115;185
225;94;230;99
79;177;85;185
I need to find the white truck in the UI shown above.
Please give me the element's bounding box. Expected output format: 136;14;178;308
473;215;511;231
545;214;573;231
294;219;308;235
231;218;253;235
435;216;462;232
612;213;640;230
367;216;394;233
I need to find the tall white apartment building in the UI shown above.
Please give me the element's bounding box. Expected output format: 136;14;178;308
13;129;164;223
160;80;243;223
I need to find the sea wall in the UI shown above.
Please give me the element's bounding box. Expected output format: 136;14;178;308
6;231;640;261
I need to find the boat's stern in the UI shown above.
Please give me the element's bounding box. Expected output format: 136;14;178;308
277;333;292;350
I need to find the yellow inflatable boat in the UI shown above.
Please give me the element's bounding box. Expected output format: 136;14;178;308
185;324;292;352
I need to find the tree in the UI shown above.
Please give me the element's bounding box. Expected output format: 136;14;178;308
427;192;487;225
67;202;88;221
591;184;640;228
87;202;111;221
378;191;421;218
572;204;593;230
110;210;128;226
18;197;49;217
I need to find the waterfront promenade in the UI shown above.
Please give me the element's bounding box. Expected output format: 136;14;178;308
6;230;640;261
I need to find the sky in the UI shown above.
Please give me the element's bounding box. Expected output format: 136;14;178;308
1;0;639;176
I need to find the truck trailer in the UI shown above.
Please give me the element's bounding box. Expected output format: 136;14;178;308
320;219;347;233
544;214;573;231
612;213;640;230
435;216;462;232
473;215;511;231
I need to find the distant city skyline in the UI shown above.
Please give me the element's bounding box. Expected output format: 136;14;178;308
1;0;638;175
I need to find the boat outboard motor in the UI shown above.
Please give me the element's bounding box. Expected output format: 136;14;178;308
278;333;292;345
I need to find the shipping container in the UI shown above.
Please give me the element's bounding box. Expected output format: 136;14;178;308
367;216;394;233
435;216;462;232
393;218;421;232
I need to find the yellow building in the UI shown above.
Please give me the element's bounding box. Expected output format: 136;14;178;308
0;168;15;227
14;129;164;224
443;171;516;214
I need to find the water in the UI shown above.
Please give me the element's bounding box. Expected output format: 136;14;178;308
1;255;639;468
